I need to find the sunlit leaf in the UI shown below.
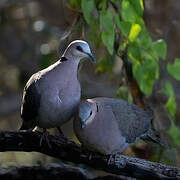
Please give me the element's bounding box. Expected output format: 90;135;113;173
153;39;167;60
81;0;95;24
167;58;180;81
129;24;141;42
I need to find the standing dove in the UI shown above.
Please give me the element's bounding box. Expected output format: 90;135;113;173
74;97;163;155
20;40;96;141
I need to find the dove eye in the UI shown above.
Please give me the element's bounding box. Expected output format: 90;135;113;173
90;111;92;116
76;46;83;52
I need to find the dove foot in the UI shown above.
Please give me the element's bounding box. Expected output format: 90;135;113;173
40;128;52;149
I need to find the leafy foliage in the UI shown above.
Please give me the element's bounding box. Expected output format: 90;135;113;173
168;123;180;147
68;0;180;147
100;10;115;54
163;82;177;120
167;58;180;81
81;0;95;24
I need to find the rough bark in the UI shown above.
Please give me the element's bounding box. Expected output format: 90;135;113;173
0;163;127;180
0;131;179;180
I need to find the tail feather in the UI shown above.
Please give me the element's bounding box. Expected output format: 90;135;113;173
141;129;167;147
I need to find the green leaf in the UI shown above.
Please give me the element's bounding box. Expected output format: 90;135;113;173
110;0;118;2
129;0;144;16
132;60;159;95
128;24;142;42
81;0;95;24
98;0;107;10
115;14;131;37
101;31;114;55
69;0;81;8
100;10;114;54
100;10;114;32
166;96;177;120
136;27;152;49
163;81;177;120
128;43;141;62
168;123;180;146
152;39;167;60
163;81;175;97
167;58;180;81
116;86;132;102
141;45;159;62
121;0;139;23
88;20;101;46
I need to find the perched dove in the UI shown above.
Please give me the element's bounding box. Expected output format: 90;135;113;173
74;97;163;155
20;40;96;141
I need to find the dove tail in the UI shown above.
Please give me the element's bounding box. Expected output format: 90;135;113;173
141;129;166;147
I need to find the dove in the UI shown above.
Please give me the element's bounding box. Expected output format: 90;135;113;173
74;97;163;155
20;40;96;145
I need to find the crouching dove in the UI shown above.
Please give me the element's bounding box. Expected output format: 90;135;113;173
20;40;96;146
74;97;163;155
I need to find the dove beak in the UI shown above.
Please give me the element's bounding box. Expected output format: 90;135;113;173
86;53;96;62
81;121;86;129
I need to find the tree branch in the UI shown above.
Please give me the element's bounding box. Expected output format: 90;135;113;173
0;131;179;179
0;162;126;180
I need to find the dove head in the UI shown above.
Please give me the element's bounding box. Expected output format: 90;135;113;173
63;40;96;62
78;99;98;129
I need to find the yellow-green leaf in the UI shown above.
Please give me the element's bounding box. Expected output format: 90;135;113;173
129;24;142;42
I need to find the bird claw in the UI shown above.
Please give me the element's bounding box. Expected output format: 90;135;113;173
88;152;93;160
108;154;113;165
108;154;117;165
40;129;52;149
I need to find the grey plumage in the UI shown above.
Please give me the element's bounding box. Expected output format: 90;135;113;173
74;97;163;155
20;40;96;132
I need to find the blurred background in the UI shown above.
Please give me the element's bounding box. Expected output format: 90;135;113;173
0;0;180;170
